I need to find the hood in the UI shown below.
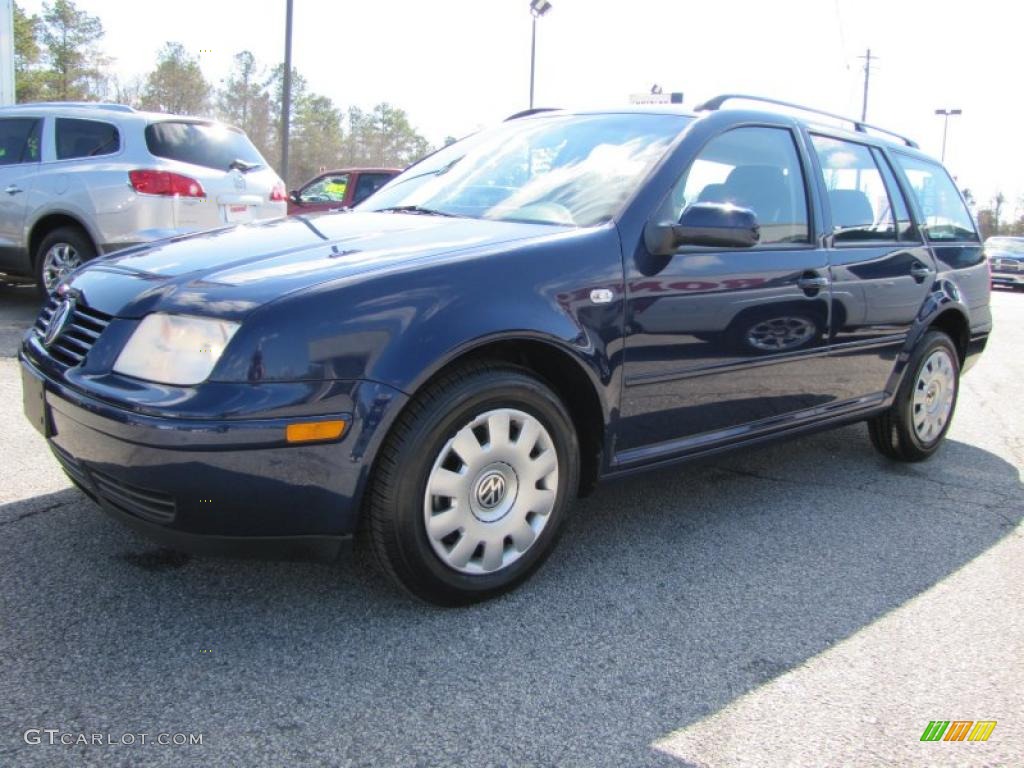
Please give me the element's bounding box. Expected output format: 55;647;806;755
65;212;563;318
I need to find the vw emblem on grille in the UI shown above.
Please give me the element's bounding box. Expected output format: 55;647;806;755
43;298;74;347
476;472;507;509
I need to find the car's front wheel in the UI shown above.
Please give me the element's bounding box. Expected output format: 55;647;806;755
367;362;579;606
868;330;960;462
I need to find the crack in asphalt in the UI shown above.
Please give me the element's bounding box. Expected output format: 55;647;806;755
0;501;66;528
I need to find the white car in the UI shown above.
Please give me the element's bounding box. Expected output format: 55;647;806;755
0;102;287;296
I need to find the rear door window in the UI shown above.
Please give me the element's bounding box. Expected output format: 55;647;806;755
56;118;120;160
351;173;394;206
893;154;978;242
0;118;42;165
872;148;918;241
811;135;897;243
145;121;264;172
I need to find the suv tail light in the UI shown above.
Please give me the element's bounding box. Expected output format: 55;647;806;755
270;182;287;202
129;170;206;198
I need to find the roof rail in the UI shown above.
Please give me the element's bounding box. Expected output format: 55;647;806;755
505;107;560;121
5;101;136;113
694;94;918;148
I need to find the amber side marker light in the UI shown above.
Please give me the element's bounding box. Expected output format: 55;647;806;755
286;420;347;444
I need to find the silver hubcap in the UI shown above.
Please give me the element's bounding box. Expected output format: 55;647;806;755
423;408;559;575
746;317;816;351
912;349;956;444
42;243;81;294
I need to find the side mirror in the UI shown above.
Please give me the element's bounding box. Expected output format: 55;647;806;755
289;190;302;204
645;202;760;255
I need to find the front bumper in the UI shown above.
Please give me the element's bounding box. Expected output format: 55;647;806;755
991;270;1024;286
20;354;406;558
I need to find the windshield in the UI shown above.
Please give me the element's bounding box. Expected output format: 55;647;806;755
145;120;266;172
986;237;1024;254
361;113;690;227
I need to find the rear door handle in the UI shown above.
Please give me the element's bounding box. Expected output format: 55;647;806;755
5;185;22;195
797;274;830;292
910;263;933;282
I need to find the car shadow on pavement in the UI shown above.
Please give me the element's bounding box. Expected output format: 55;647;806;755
0;425;1020;767
0;281;42;359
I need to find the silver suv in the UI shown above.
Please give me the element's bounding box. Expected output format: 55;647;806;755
0;102;287;296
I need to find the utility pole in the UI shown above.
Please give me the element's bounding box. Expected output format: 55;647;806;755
280;0;294;184
0;0;14;106
858;48;875;122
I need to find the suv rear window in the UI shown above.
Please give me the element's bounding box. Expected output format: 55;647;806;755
144;121;264;172
56;118;120;160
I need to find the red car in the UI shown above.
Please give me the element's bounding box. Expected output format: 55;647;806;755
287;168;401;215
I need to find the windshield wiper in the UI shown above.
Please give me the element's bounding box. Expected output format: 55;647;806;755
228;158;262;173
375;205;459;217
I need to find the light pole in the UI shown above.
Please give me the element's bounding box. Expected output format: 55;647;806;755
529;0;552;110
934;108;962;163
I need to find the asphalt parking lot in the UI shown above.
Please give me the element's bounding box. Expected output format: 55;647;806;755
0;282;1021;768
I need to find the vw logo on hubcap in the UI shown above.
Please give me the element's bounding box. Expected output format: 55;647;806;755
43;298;74;347
475;472;507;509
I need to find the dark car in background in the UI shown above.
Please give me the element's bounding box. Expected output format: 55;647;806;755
286;167;400;215
20;98;990;605
986;236;1024;289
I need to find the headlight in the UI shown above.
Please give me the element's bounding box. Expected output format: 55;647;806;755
114;314;240;386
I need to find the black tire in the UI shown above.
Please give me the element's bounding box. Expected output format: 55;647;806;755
366;361;579;606
867;330;960;462
35;226;96;298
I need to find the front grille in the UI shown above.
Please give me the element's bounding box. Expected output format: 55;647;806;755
91;469;177;525
35;298;112;368
993;258;1021;273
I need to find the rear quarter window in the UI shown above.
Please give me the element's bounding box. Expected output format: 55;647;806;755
145;121;264;172
894;154;978;242
56;118;120;160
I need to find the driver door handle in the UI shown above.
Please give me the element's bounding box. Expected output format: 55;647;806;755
5;185;22;195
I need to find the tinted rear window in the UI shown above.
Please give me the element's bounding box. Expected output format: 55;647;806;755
57;118;120;159
145;121;264;172
0;118;42;165
352;173;395;205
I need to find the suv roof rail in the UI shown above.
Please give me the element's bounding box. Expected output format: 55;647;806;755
694;94;919;149
505;107;560;121
6;101;137;113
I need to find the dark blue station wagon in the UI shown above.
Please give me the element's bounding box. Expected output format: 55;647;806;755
20;97;991;605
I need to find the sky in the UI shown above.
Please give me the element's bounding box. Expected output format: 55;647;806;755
19;0;1023;212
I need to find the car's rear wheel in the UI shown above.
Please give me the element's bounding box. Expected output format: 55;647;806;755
35;226;96;298
366;362;579;606
868;330;960;462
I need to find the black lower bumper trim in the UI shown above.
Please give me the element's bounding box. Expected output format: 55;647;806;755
92;491;351;562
